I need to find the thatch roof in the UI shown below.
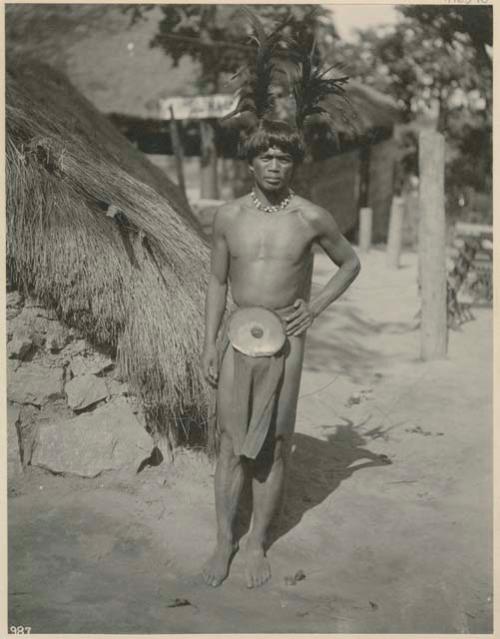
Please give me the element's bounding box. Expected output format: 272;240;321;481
5;5;197;120
6;58;212;449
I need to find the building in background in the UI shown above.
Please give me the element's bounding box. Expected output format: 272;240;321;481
6;5;402;240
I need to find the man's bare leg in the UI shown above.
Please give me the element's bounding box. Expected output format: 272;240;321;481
202;431;244;586
244;436;290;588
203;343;243;587
244;334;305;588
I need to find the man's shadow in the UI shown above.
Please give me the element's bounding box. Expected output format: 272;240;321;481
235;419;392;549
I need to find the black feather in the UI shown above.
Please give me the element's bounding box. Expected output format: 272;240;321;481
292;40;352;131
222;9;292;123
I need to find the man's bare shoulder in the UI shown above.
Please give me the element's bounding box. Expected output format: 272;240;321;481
293;195;338;231
213;196;248;228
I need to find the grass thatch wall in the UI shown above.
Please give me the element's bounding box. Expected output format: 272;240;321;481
6;58;212;450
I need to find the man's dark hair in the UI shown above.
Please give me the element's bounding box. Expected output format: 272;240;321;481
240;119;305;165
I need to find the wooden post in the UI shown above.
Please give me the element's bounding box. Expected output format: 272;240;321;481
169;106;186;197
358;144;371;209
359;207;373;252
417;185;425;294
419;130;447;360
200;120;219;200
386;196;405;268
405;186;419;250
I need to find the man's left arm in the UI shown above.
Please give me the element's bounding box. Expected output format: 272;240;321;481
285;207;361;336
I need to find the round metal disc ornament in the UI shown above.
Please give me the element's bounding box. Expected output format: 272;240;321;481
227;307;286;357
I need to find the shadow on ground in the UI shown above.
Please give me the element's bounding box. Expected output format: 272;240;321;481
235;421;392;548
303;304;419;378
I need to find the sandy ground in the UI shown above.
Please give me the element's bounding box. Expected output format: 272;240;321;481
8;248;492;634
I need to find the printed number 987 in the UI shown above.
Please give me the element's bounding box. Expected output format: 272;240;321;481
10;627;31;635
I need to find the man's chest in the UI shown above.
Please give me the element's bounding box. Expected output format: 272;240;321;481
226;212;315;262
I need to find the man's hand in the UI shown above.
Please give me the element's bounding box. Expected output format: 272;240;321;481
201;344;219;387
284;299;315;336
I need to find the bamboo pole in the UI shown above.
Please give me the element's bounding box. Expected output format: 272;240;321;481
419;130;448;360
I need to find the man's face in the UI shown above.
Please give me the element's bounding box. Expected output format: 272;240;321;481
249;146;295;192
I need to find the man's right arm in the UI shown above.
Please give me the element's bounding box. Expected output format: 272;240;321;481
202;207;230;386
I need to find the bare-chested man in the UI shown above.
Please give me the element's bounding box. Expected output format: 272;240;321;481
201;120;360;588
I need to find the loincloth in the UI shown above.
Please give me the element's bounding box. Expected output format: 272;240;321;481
218;303;295;460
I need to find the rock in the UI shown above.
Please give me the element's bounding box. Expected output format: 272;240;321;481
7;337;33;360
127;395;147;428
346;392;362;406
44;353;70;369
31;397;154;477
7;291;24;320
30;332;47;350
8;307;51;343
106;378;129;397
45;325;70;353
7;403;23;478
64;338;87;356
166;599;192;608
284;569;306;586
7;308;21;321
8;364;64;406
65;374;109;411
70;353;113;378
7;359;22;374
7;290;24;308
39;398;75;423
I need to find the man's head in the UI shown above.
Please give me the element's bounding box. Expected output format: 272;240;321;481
242;119;305;165
242;119;305;193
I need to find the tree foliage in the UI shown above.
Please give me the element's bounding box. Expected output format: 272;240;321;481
124;5;338;94
399;5;492;66
330;9;491;131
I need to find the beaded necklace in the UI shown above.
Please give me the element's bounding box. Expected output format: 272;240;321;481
250;189;295;214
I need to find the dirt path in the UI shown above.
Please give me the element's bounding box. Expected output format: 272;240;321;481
8;249;492;634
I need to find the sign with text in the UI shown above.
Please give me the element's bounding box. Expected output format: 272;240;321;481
158;94;238;120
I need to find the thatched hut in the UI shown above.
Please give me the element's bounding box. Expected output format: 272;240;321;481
6;58;211;451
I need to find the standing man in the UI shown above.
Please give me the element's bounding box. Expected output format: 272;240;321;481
201;118;361;588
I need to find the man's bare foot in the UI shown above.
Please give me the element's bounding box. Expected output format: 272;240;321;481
244;545;271;588
202;542;238;587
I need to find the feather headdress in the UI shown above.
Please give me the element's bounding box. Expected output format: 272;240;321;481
292;39;354;137
223;9;357;152
222;9;292;130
